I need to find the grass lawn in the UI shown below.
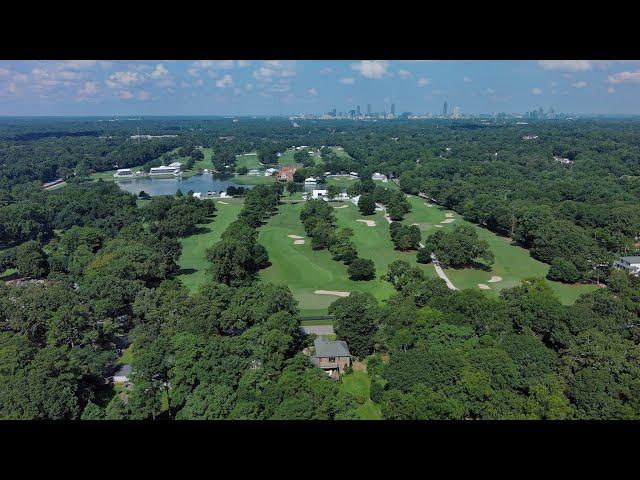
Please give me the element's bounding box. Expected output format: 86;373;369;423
235;152;262;170
277;148;299;167
177;198;244;292
330;146;353;160
117;344;134;365
400;196;597;304
192;147;214;170
258;201;436;316
340;370;381;420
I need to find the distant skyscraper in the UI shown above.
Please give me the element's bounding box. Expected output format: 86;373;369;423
538;107;544;118
332;108;336;117
357;105;361;116
367;104;371;116
442;101;448;117
453;106;461;118
390;103;395;116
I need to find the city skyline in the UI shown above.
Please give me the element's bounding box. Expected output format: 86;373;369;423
2;60;640;116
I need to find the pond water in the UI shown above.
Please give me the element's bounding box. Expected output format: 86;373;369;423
116;173;325;196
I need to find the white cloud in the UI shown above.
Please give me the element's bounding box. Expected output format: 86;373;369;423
431;89;443;95
245;83;254;91
417;77;429;87
572;81;587;88
308;87;318;96
340;77;355;85
215;74;234;88
0;67;10;78
319;67;333;74
463;76;472;82
77;81;98;96
608;87;616;94
119;90;134;100
12;73;28;83
398;69;412;79
252;61;296;82
58;60;98;70
237;60;251;68
607;70;640;84
138;90;151;100
531;87;543;95
537;60;593;72
150;64;169;79
106;71;145;88
350;60;389;79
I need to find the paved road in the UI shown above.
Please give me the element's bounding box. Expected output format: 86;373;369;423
301;325;335;335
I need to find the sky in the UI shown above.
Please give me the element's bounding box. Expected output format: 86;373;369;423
1;60;640;116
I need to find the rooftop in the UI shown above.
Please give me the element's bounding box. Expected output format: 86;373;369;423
313;337;351;358
621;256;640;263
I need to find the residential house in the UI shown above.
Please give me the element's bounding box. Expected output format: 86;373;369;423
614;256;640;276
277;166;298;182
310;337;352;379
113;364;132;384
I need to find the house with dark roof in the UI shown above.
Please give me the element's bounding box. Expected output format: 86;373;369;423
310;337;352;379
614;256;640;276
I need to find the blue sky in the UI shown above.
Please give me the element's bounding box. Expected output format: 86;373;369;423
1;60;640;116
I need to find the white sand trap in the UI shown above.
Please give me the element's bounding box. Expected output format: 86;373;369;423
333;205;349;209
287;234;305;239
314;290;351;297
218;201;229;205
440;218;456;224
487;276;502;283
356;219;376;227
294;239;305;245
434;225;443;228
478;284;491;290
445;213;454;218
425;203;433;207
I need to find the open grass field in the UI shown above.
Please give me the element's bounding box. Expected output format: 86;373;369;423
277;148;298;167
235;152;262;170
258;201;437;316
192;147;214;171
400;196;597;303
177;198;244;292
259;194;596;315
340;370;381;420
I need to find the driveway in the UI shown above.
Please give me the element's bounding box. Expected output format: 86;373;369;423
301;325;335;336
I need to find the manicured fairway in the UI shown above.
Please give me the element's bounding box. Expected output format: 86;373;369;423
235;152;262;170
258;201;437;316
277;148;298;167
177;198;244;292
340;370;381;420
192;147;214;170
400;196;598;304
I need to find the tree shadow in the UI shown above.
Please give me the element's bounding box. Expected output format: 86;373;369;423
193;226;212;235
178;268;198;275
469;260;492;272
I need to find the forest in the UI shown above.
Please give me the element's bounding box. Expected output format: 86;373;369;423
0;117;639;419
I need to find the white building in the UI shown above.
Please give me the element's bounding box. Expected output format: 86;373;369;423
114;168;134;177
614;256;640;276
304;177;318;184
311;189;328;199
553;156;574;165
247;169;261;176
168;162;182;170
113;364;132;384
351;195;361;206
349;172;359;177
149;165;180;175
372;172;388;182
264;168;278;176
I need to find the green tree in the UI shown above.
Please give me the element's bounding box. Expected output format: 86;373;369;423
348;258;375;281
15;241;49;278
358;193;376;216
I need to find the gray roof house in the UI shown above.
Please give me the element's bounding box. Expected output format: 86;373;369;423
614;256;640;276
113;364;132;384
310;337;352;379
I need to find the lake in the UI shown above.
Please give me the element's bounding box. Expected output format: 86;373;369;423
116;173;324;196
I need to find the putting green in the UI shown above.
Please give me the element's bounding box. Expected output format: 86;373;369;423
177;198;244;292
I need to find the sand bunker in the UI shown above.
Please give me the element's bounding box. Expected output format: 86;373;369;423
333;205;349;209
487;276;502;283
478;284;491;290
287;235;305;239
356;219;376;227
434;225;443;228
425;203;433;207
440;218;456;224
314;290;351;297
445;213;454;218
217;201;229;205
294;239;305;245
